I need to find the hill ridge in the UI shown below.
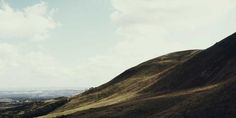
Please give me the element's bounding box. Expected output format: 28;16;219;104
40;33;236;118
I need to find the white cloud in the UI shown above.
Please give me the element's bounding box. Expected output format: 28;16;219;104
0;1;57;41
0;43;19;73
111;0;236;41
0;43;81;89
0;1;80;89
76;0;236;87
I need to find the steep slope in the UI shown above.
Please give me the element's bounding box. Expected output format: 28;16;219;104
142;33;236;94
41;33;236;118
39;50;200;118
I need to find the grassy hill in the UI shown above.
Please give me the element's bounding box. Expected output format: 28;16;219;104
39;33;236;118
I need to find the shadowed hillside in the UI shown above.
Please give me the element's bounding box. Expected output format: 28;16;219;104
39;50;200;118
39;33;236;118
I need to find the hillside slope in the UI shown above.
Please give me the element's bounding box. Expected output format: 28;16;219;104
40;33;236;118
40;50;200;118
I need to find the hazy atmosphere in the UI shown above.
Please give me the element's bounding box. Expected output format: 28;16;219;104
0;0;236;90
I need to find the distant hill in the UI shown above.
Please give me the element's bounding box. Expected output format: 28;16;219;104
38;33;236;118
0;89;83;99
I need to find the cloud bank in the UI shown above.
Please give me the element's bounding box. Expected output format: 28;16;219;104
0;1;57;41
0;44;80;89
0;1;80;89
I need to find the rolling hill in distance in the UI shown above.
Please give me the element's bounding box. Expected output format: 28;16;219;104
1;33;236;118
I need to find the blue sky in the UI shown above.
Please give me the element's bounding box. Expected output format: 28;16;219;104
0;0;235;90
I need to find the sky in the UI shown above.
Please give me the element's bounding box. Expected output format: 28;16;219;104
0;0;235;90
